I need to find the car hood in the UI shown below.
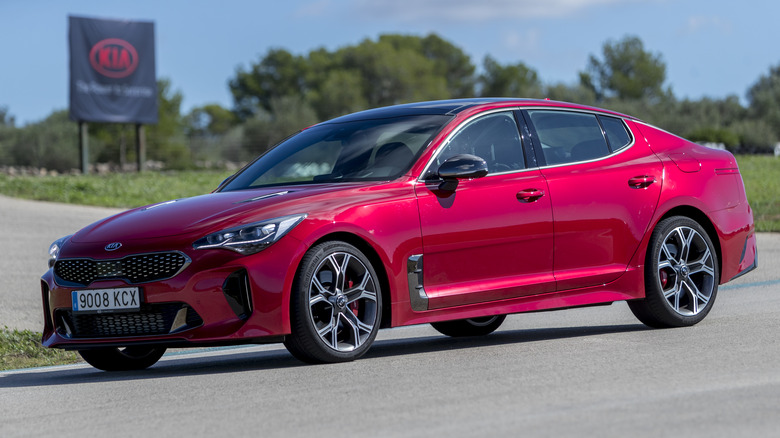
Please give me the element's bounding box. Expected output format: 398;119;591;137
70;184;365;244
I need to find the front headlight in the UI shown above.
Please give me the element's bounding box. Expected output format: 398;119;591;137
193;214;307;255
48;235;72;268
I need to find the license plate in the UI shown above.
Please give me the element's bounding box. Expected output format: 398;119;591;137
71;287;141;313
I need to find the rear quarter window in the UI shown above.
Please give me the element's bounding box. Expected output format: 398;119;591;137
598;116;632;152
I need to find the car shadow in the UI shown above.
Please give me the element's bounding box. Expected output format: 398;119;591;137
365;323;649;360
0;323;648;388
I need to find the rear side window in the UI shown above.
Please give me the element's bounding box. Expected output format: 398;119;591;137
599;116;632;152
527;110;609;165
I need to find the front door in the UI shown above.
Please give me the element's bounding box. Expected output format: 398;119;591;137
415;110;555;309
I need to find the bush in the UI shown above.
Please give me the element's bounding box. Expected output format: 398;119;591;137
685;126;740;148
731;120;777;154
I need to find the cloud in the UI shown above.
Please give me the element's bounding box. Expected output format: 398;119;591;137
503;29;541;52
679;15;732;35
295;0;333;18
355;0;638;22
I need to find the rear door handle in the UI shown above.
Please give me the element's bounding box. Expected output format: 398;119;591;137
628;175;655;189
517;189;545;202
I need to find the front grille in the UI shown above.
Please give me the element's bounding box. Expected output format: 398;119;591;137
54;252;190;286
55;303;203;338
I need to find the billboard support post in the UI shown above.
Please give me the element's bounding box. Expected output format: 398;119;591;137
135;124;146;172
78;121;89;174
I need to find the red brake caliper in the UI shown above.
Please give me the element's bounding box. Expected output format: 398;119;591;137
347;280;359;316
659;269;669;288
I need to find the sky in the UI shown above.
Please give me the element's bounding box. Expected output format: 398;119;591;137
1;0;779;126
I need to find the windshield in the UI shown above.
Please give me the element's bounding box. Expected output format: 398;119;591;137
221;114;451;191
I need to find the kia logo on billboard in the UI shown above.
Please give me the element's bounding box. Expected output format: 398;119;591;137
89;38;139;79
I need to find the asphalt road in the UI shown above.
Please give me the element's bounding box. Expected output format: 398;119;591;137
0;195;122;331
1;196;779;437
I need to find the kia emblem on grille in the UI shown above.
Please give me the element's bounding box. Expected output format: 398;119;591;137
105;242;122;251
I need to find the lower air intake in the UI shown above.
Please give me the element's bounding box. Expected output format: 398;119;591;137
56;303;203;338
223;269;253;320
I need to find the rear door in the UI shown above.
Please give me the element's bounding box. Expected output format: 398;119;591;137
523;110;663;290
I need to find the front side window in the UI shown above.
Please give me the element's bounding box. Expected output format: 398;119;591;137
222;114;451;190
433;111;525;175
528;110;610;165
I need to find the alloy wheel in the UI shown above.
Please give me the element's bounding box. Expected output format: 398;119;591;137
656;226;716;316
308;252;379;352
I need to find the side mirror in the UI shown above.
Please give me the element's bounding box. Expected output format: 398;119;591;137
435;154;488;191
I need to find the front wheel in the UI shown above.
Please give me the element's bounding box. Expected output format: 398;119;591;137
284;241;382;364
431;315;506;337
78;346;166;371
628;216;719;328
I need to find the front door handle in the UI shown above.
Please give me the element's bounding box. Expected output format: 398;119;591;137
628;175;655;189
517;189;545;202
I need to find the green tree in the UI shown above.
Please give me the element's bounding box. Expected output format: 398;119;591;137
243;96;319;156
747;64;780;139
146;78;189;169
479;55;542;97
581;35;667;101
731;120;776;153
543;83;596;105
307;69;368;120
184;103;241;164
89;123;131;166
229;34;474;122
376;33;476;97
338;36;450;108
6;110;79;171
0;106;16;165
229;49;309;120
686;126;740;148
0;105;14;127
185;104;237;137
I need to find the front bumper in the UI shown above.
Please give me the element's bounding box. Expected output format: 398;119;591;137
41;236;305;350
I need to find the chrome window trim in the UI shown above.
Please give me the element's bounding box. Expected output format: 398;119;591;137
418;108;531;182
523;108;636;170
418;106;638;179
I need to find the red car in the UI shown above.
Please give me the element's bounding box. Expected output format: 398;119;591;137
42;99;757;370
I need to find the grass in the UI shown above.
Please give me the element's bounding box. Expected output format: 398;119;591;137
737;154;780;232
0;327;81;370
0;170;234;209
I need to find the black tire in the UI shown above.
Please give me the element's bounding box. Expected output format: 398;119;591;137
284;241;382;364
628;216;719;328
78;346;166;371
431;315;506;337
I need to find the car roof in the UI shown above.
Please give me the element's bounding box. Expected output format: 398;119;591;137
319;98;635;124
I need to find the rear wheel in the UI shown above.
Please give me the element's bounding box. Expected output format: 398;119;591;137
284;241;382;363
628;216;719;328
431;315;506;337
78;346;166;371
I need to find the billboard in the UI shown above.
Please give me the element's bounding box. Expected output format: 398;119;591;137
69;15;158;124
